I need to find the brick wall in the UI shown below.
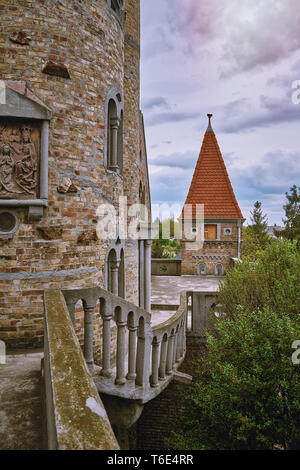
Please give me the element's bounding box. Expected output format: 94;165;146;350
0;0;148;349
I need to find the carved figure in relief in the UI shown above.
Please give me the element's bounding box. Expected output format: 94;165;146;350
14;126;37;194
0;123;39;198
0;144;18;192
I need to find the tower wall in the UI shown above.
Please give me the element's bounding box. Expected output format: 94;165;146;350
0;0;146;349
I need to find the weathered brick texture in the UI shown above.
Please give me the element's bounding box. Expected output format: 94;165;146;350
0;0;150;349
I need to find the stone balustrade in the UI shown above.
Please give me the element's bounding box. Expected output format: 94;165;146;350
43;289;119;450
62;286;188;404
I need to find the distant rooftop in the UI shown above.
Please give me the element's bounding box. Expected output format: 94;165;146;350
181;115;243;220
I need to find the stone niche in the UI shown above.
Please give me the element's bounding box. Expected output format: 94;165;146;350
0;81;51;235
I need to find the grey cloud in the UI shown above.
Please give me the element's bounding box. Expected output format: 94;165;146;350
150;151;197;169
146;111;199;127
231;149;300;196
142;96;170;111
218;92;300;133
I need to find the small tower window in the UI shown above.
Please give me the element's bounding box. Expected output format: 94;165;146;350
107;0;124;22
106;92;123;173
197;262;206;276
215;262;224;276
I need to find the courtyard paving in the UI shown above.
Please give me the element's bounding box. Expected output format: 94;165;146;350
0;350;44;450
151;275;223;325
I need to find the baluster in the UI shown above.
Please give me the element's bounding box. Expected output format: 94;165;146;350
173;328;178;366
151;337;160;387
136;325;145;386
159;335;168;380
83;303;95;374
136;317;152;388
115;318;127;385
127;325;137;381
176;324;182;362
100;312;112;378
166;330;174;375
179;321;184;358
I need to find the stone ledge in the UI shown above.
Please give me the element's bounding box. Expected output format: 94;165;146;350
43;289;119;450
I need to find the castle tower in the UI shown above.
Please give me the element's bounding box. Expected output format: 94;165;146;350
180;115;244;276
0;0;150;349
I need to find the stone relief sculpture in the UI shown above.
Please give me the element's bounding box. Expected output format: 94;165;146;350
0;122;40;198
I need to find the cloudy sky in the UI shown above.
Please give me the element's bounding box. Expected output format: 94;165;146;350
140;0;300;225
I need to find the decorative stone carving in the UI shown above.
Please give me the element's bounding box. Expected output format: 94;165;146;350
37;226;63;240
42;61;70;79
0;121;40;199
9;31;31;45
0;210;19;240
78;230;98;242
57;177;79;193
0;81;51;224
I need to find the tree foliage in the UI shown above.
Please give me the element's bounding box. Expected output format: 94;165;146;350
278;185;300;246
151;218;181;259
170;241;300;450
241;201;271;261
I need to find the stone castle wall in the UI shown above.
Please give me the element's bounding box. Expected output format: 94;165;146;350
0;0;149;349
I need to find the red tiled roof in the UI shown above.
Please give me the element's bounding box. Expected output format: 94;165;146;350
181;126;243;219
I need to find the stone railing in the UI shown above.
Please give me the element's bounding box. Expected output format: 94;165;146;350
42;289;119;450
152;259;181;276
61;286;187;404
185;291;218;338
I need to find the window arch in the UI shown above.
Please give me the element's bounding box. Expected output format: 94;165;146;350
105;89;123;174
105;239;126;298
215;262;224;276
197;262;206;276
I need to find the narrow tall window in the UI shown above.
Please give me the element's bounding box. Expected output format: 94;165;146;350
107;99;119;171
117;110;123;173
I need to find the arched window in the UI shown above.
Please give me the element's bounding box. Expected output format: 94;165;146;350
110;0;123;15
107;249;118;294
215;262;224;276
106;241;125;298
117;110;123;173
106;90;123;174
197;262;206;276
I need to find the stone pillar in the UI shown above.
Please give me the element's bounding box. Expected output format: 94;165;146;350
126;325;137;381
173;329;178;365
166;331;174;375
159;335;168;380
139;240;145;308
109;117;120;171
176;326;182;362
115;319;127;385
111;265;119;296
144;240;152;312
150;337;160;387
136;319;151;388
100;313;112;378
83;304;95;374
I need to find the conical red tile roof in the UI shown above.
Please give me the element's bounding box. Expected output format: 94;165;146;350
181;119;243;219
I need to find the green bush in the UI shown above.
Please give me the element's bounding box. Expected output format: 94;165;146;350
219;240;300;320
170;240;300;450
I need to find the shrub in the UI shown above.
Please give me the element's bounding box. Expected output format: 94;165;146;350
170;240;300;450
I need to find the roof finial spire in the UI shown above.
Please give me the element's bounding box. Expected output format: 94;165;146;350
207;113;213;131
